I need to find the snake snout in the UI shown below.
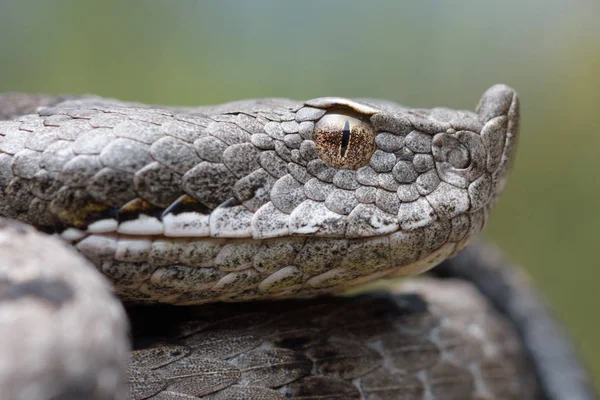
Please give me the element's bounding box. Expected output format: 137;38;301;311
476;84;520;202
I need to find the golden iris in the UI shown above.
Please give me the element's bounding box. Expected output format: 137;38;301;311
313;112;376;170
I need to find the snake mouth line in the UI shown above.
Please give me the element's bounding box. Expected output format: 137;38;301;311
55;185;466;244
63;230;399;243
64;207;480;303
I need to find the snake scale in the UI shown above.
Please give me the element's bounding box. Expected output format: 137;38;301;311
0;87;595;400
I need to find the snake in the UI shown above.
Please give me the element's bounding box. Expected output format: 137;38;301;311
0;86;595;400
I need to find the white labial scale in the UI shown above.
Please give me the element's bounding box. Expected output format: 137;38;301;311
288;200;346;236
397;198;437;231
117;215;164;235
163;212;210;237
149;238;188;266
209;203;253;238
345;203;399;237
361;206;398;234
251;202;290;239
76;234;118;262
115;236;152;262
60;228;86;242
87;219;118;234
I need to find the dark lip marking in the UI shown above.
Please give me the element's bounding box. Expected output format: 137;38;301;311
83;208;119;227
162;194;212;217
0;278;75;307
39;224;61;235
118;199;163;223
340;120;351;157
219;197;242;208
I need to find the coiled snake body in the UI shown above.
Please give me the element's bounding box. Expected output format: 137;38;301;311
0;87;594;400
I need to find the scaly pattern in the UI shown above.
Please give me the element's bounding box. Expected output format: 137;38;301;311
0;87;571;400
128;279;537;400
0;86;519;304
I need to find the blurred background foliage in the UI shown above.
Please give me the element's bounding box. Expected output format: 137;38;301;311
1;0;598;390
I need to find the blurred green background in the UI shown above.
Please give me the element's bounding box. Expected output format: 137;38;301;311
1;0;598;390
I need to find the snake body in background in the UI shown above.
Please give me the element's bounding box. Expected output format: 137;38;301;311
0;86;595;400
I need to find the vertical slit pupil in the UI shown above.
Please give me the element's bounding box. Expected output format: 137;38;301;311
340;120;351;157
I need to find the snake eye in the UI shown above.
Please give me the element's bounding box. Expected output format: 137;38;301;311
313;112;376;170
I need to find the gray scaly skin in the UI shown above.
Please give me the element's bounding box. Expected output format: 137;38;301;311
0;219;129;399
0;88;595;400
0;86;517;305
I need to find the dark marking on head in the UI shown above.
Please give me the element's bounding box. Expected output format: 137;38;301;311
51;187;116;229
81;208;119;229
0;277;75;307
162;194;211;217
38;225;58;235
118;198;163;223
219;197;242;208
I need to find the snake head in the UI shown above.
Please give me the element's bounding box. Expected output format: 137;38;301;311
241;85;519;240
0;86;519;302
190;84;519;283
